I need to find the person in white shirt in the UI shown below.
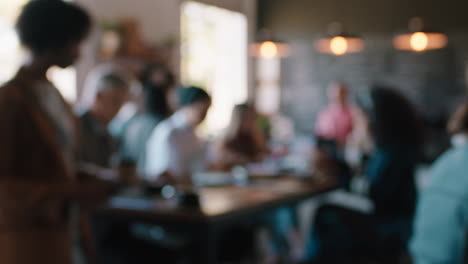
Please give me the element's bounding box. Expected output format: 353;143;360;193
145;86;211;184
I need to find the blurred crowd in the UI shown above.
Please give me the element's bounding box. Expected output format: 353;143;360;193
1;1;468;264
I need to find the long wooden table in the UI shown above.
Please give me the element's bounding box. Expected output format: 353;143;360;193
94;176;337;263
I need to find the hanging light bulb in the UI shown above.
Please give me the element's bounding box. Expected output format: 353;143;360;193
410;32;429;52
393;17;448;52
330;36;348;55
316;22;364;56
251;29;290;58
259;41;279;58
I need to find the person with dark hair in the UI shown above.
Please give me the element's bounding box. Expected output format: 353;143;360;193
118;63;177;174
140;63;177;116
145;86;211;184
411;101;468;264
213;103;270;170
361;86;422;224
78;64;131;168
307;86;423;263
15;0;91;62
0;1;112;263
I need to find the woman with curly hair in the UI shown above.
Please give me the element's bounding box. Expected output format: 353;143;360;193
308;86;424;263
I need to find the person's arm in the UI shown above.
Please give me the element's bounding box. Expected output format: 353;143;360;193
145;129;179;184
314;110;326;136
0;89;26;181
166;131;194;185
0;179;112;207
315;108;333;139
410;191;467;264
211;141;251;170
77;162;119;182
1;96;111;205
251;125;271;156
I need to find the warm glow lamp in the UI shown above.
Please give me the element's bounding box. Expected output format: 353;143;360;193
251;29;290;58
393;17;448;52
316;23;364;56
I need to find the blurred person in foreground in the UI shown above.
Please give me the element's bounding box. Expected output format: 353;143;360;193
308;86;423;263
315;82;356;148
0;1;114;263
119;63;177;174
213;103;270;170
144;86;211;185
411;102;468;264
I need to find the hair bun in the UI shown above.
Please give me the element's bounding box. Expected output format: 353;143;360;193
179;86;210;106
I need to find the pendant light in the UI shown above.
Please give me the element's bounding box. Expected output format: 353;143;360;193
251;29;290;58
316;22;364;56
393;17;448;52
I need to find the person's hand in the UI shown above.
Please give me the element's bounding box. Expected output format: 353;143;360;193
312;147;339;178
207;161;232;172
213;152;249;170
78;163;119;182
271;143;288;158
154;170;178;185
77;163;100;181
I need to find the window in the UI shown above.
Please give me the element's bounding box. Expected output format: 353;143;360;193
181;1;248;136
0;0;26;84
0;0;77;102
47;66;77;102
255;57;281;115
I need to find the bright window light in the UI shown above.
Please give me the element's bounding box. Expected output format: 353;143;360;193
0;0;77;103
0;0;26;84
47;66;77;102
181;1;248;137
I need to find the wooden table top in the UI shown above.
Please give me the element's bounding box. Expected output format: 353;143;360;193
97;176;337;223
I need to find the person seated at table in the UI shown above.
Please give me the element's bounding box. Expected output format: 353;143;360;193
76;64;132;263
119;63;177;174
312;138;353;190
144;86;211;184
312;83;357;188
213;103;270;170
307;86;423;263
315;82;356;149
410;102;468;264
78;64;131;169
0;1;114;263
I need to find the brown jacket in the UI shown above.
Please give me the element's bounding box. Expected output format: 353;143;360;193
0;71;78;264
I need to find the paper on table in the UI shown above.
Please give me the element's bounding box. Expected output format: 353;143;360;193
320;190;374;214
